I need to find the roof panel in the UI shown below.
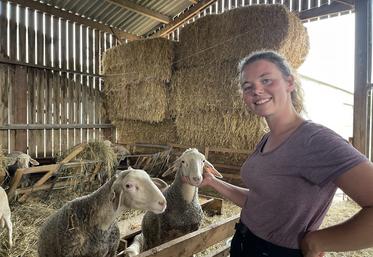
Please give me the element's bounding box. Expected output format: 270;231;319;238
39;0;194;36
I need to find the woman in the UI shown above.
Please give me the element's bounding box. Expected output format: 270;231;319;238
201;51;373;257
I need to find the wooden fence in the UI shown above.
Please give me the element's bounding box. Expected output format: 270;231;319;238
0;0;118;157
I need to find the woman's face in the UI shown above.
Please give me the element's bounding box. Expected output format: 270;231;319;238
240;59;295;118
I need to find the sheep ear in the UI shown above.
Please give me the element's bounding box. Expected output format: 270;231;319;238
152;178;169;192
111;187;123;212
204;160;223;178
30;158;39;166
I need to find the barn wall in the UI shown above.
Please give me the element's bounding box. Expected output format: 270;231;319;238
0;0;117;157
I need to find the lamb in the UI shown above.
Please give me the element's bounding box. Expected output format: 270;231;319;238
5;151;40;187
38;167;167;257
0;186;12;248
124;148;222;256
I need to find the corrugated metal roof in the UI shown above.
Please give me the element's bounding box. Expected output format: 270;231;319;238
40;0;192;37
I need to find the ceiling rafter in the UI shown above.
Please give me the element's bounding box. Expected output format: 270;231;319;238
11;0;140;41
150;0;218;38
105;0;170;24
299;0;355;20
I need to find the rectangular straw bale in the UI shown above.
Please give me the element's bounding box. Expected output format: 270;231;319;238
176;4;308;69
172;60;245;114
102;38;175;84
115;119;177;145
175;111;263;150
104;79;170;123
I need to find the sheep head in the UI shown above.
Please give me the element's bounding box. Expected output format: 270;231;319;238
111;167;167;214
162;148;222;186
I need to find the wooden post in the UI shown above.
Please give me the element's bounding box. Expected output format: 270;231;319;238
14;66;28;152
353;0;371;156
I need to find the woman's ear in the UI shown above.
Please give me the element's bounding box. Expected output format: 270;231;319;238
286;75;295;92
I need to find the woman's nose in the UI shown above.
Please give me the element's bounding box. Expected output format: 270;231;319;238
252;84;264;95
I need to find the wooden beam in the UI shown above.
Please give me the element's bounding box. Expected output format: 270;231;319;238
9;0;140;41
353;0;371;156
136;214;239;257
106;0;170;24
299;0;354;20
150;0;218;38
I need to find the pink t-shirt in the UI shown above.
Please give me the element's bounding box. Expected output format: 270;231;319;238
240;120;367;249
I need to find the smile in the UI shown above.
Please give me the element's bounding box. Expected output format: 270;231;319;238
255;98;271;105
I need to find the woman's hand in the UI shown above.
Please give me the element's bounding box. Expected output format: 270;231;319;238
198;167;217;187
300;231;325;257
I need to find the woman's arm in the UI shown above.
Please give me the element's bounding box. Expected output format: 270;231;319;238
201;168;249;207
301;161;373;257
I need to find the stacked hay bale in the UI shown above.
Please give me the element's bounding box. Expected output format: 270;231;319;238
173;4;309;154
102;38;177;144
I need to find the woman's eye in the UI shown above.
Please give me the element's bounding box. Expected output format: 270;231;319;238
262;79;271;85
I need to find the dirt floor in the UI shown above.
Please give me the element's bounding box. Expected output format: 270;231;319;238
0;187;372;257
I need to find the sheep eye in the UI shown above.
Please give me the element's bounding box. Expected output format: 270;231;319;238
126;184;132;189
202;160;205;162
181;160;185;164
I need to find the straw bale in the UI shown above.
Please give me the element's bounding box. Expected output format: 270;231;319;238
102;38;175;84
172;60;244;113
104;79;171;123
175;111;263;150
115;119;177;145
176;4;309;69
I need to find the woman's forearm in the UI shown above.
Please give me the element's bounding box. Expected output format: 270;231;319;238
305;206;373;253
207;178;249;207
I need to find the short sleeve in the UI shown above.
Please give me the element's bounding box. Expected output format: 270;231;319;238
299;127;368;186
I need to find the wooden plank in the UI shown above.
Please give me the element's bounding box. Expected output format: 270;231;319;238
36;70;45;157
44;13;52;67
60;76;68;152
68;21;74;72
18;6;27;63
0;1;7;56
68;78;75;148
0;64;8;148
8;3;17;61
54;74;61;155
136;215;239;257
36;11;44;65
13;66;28;152
52;15;59;68
28;69;36;156
28;8;35;64
60;19;67;71
45;71;53;156
8;66;16;151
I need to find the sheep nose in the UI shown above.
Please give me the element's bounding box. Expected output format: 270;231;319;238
193;176;202;183
158;200;166;208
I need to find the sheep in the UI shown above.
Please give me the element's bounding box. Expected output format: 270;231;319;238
5;151;40;187
0;186;12;248
38;167;167;257
124;148;222;256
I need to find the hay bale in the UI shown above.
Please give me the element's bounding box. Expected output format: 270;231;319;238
104;80;171;123
57;141;118;183
115;119;177;145
175;111;263;150
102;38;175;84
172;60;244;113
176;4;309;69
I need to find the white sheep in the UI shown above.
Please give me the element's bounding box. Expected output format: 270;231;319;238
38;167;167;257
6;151;39;187
0;186;12;248
124;148;222;256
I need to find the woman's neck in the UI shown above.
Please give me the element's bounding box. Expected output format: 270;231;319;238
265;111;304;138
